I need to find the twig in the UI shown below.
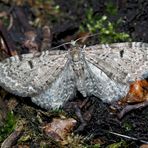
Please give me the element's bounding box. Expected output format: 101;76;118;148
1;130;23;148
92;129;148;144
0;21;18;56
118;101;148;119
108;131;148;144
74;104;87;133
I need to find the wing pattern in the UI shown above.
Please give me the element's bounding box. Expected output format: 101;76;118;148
0;50;68;97
85;42;148;83
31;61;76;109
85;61;129;102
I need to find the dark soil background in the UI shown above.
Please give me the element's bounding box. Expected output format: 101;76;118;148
0;0;148;147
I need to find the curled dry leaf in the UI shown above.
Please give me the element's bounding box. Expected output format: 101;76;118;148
140;144;148;148
42;118;77;142
119;80;148;105
111;80;148;118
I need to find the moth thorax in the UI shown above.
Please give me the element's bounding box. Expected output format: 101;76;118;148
69;47;84;62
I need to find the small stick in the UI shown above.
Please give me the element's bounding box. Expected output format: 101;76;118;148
0;21;18;56
93;129;148;144
118;101;148;119
108;131;148;144
1;129;23;148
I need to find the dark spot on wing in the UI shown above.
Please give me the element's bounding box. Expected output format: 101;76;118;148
120;50;124;58
28;60;34;69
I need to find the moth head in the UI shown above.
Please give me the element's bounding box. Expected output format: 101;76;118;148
69;44;85;62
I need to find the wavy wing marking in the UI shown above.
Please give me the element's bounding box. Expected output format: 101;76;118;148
85;61;129;102
0;50;68;97
31;62;76;109
85;42;148;83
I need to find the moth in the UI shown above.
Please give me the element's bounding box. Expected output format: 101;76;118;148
0;42;148;109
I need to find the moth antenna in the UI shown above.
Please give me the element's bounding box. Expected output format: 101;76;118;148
74;32;100;43
50;41;71;50
50;32;100;50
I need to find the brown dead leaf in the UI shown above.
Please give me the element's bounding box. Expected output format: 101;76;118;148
119;80;148;105
17;145;30;148
76;32;91;43
110;80;148;118
42;117;77;142
140;144;148;148
91;138;105;146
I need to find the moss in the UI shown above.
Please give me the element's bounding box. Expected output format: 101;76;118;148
0;111;16;142
80;7;131;43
